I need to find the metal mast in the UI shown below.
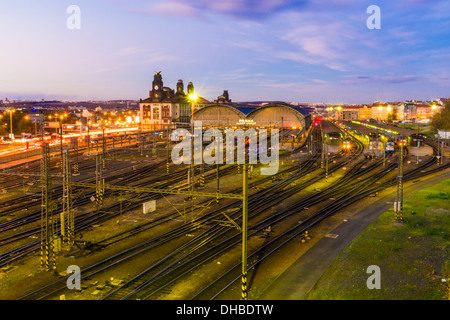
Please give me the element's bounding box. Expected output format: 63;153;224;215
62;150;74;248
395;139;405;222
96;153;104;209
40;142;56;271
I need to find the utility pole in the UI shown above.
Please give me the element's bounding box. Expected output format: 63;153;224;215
153;123;157;158
73;138;79;174
395;139;405;222
167;123;170;174
199;163;205;188
216;139;220;204
417;121;421;165
41;120;45;142
139;122;144;156
96;154;104;210
376;133;379;159
325;134;329;182
217;109;220;204
112;137;115;160
241;163;248;300
40;142;56;271
59;118;64;170
321;125;324;169
189;95;197;191
62;150;74;249
437;134;440;166
416;139;420;164
102;127;106;170
87;122;91;156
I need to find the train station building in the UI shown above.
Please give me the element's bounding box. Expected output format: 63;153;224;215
139;72;209;130
139;72;312;134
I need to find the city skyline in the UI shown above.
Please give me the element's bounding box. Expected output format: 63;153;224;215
1;0;449;104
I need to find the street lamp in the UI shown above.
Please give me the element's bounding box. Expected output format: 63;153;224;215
6;109;16;139
52;113;66;169
431;105;437;117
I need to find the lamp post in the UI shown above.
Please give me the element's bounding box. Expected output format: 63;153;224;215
431;104;437;117
58;114;66;169
102;124;106;169
188;94;198;192
7;109;15;139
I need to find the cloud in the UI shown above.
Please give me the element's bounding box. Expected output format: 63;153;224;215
144;51;178;64
269;12;371;71
113;46;178;64
114;46;146;57
341;75;420;85
131;0;308;20
136;1;200;18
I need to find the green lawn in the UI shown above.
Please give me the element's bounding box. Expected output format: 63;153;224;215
304;179;450;300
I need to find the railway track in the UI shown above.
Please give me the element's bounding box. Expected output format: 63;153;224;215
1;130;310;267
13;124;449;300
191;132;447;299
17;126;350;298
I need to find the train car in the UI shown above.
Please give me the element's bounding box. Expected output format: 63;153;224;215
385;139;395;153
327;132;342;145
368;139;382;152
342;138;352;152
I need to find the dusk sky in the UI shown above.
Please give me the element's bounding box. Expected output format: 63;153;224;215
0;0;449;104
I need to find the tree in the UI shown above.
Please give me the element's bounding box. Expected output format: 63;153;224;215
0;110;35;137
387;112;395;123
431;100;450;132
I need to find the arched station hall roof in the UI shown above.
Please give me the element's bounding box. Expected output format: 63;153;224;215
193;102;312;133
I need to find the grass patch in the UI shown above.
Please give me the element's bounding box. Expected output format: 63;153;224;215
425;192;450;200
305;178;450;300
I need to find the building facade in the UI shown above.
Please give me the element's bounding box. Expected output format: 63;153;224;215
358;106;372;120
342;110;359;121
139;72;193;130
396;103;417;121
371;104;393;121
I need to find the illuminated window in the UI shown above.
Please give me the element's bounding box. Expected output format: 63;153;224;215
153;107;160;120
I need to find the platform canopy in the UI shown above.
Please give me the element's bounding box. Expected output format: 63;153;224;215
193;102;312;133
